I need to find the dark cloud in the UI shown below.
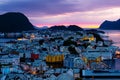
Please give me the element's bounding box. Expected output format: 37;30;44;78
0;0;120;28
0;0;78;16
0;0;120;17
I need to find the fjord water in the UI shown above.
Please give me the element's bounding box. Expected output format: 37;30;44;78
104;30;120;48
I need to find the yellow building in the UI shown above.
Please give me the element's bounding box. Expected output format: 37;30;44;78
89;36;95;41
96;56;102;63
82;56;102;65
46;54;64;63
81;35;95;41
81;36;89;41
82;56;88;63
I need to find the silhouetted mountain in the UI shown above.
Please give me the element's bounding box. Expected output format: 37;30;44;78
68;25;83;31
49;25;67;30
0;12;35;32
99;19;120;30
49;25;83;31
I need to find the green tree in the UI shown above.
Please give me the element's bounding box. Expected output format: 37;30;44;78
63;39;77;46
68;46;78;55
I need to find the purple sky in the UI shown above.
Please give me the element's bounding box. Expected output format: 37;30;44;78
0;0;120;28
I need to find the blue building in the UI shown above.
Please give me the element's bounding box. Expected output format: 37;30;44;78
1;67;10;74
64;55;74;68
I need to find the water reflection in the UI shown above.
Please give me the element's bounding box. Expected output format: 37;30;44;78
104;30;120;47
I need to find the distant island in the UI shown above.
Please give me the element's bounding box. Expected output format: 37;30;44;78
99;19;120;30
0;12;35;32
49;25;83;31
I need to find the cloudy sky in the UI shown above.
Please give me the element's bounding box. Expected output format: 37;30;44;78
0;0;120;28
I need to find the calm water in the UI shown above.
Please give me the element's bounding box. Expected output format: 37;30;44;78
103;30;120;70
104;30;120;48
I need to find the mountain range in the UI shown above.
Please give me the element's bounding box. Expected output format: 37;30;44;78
99;19;120;30
0;12;120;32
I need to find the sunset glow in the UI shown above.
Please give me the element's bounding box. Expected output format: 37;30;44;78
0;0;120;28
36;24;99;29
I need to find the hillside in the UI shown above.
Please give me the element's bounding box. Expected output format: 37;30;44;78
49;25;83;31
99;19;120;30
0;12;35;32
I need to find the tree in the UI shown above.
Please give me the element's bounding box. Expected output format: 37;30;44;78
39;39;44;45
68;46;78;55
63;39;77;46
